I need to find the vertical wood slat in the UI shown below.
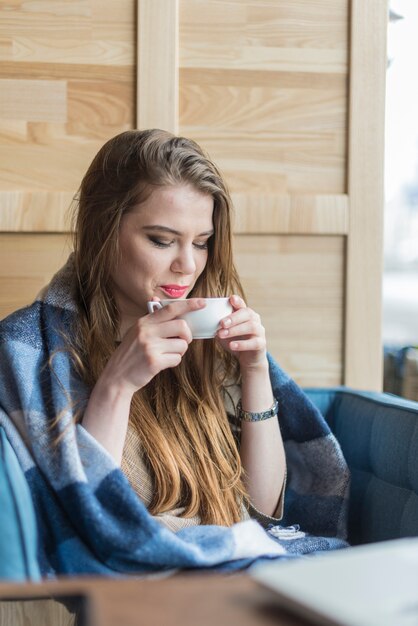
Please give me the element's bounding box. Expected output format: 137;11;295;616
344;0;388;390
137;0;179;132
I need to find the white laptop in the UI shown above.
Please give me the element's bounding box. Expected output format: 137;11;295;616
251;537;418;626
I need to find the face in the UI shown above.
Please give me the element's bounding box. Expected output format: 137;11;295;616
112;184;214;330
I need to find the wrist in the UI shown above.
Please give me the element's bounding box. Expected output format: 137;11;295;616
93;374;135;405
240;357;270;379
237;397;278;422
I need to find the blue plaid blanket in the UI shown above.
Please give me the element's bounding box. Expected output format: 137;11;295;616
0;258;350;577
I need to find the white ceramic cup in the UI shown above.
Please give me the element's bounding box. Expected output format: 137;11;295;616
147;297;233;339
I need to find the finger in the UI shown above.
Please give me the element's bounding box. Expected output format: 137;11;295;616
220;307;259;329
150;298;206;321
161;337;190;355
160;353;183;369
160;319;193;343
229;294;246;310
218;320;264;340
133;316;192;345
227;337;266;352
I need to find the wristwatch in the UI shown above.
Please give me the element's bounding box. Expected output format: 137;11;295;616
237;398;279;422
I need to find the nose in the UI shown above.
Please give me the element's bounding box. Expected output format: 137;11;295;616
171;245;197;275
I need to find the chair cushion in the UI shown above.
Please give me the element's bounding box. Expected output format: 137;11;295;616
305;388;418;545
0;426;41;580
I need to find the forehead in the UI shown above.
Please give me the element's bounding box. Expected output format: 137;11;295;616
131;185;214;229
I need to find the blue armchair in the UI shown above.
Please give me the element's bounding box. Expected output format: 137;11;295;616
0;428;40;581
305;387;418;545
1;387;418;581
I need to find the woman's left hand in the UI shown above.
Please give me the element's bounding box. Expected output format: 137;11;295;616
216;295;268;372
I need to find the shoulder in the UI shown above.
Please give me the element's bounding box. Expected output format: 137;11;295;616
0;301;44;350
0;255;79;350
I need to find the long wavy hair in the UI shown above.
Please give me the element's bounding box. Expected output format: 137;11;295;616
71;129;248;525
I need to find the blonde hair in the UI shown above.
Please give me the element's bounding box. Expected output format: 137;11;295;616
71;129;248;525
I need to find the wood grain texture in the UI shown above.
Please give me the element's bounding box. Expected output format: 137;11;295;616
0;192;348;234
344;0;387;391
180;0;347;71
0;599;75;626
67;80;133;128
181;0;348;49
137;0;179;132
0;79;67;122
0;61;134;82
0;234;71;320
186;132;345;196
235;235;344;387
0;192;74;231
232;193;349;234
0;575;305;626
11;38;133;66
0;0;136;211
179;0;348;196
0;141;102;191
180;45;346;73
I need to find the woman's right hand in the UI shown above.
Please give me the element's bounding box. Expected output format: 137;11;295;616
81;298;205;463
99;298;206;396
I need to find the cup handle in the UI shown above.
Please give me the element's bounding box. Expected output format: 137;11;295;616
147;301;163;314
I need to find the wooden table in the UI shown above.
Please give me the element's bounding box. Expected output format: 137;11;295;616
0;573;308;626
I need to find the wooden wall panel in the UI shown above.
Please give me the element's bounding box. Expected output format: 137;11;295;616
232;193;349;235
235;236;344;387
0;191;73;231
0;79;67;122
0;0;136;222
0;235;71;320
179;0;348;196
177;0;351;386
344;0;387;390
137;0;179;132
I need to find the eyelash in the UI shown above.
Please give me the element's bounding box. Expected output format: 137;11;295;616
148;237;209;250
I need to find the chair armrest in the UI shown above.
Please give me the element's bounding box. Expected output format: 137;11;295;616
0;427;41;581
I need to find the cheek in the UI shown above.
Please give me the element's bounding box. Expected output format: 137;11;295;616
119;237;154;274
140;253;174;291
196;251;209;276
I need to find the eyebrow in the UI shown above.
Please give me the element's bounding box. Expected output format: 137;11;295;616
142;225;214;237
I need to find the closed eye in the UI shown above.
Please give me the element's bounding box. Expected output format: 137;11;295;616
193;241;209;250
148;236;211;250
194;234;213;250
148;236;173;248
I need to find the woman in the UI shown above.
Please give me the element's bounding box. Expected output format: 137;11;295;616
0;130;349;576
72;128;285;530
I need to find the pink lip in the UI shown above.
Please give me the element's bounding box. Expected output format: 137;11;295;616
160;285;189;298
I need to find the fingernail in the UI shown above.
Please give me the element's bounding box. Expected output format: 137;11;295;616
223;318;232;327
219;329;229;337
